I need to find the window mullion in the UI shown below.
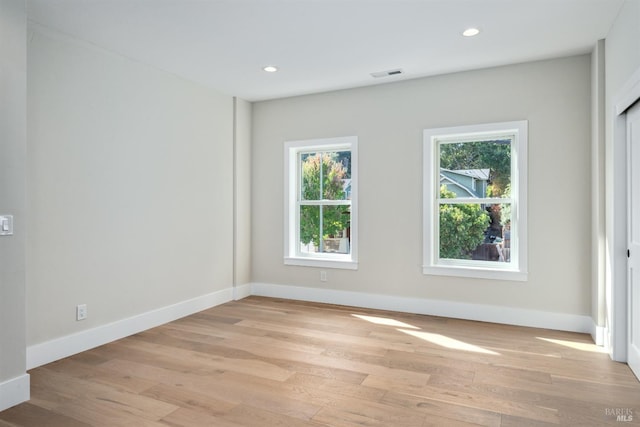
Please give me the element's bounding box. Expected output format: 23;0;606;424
437;197;511;205
319;152;324;253
300;200;351;206
319;204;324;253
318;152;324;253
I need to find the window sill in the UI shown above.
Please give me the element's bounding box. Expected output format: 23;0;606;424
423;265;527;282
285;257;358;270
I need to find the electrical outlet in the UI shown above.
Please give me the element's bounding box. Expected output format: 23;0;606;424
76;304;87;321
0;215;13;236
320;271;327;282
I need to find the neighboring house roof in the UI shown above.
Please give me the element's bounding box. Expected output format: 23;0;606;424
443;168;490;180
440;168;490;198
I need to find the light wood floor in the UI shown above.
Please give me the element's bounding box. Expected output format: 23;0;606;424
1;296;639;426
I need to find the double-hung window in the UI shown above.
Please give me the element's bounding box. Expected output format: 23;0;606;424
284;136;358;270
423;121;527;281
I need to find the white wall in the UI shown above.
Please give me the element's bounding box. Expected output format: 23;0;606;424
252;55;592;322
603;0;640;358
591;39;606;342
0;0;29;411
234;98;252;288
605;1;640;97
27;26;235;349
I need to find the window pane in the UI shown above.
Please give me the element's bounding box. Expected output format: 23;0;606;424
300;153;321;200
439;202;511;263
324;150;351;201
299;205;320;254
322;205;351;254
439;140;511;199
299;205;350;254
300;151;351;201
497;202;513;263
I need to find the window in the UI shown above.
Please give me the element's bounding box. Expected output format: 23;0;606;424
284;136;358;269
423;121;527;281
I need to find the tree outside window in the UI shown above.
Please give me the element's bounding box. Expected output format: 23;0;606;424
299;151;351;254
284;136;358;270
423;121;527;281
438;139;511;262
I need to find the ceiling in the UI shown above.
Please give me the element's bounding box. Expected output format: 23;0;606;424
27;0;624;101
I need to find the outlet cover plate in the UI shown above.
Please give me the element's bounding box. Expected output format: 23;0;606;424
76;304;87;321
0;215;13;236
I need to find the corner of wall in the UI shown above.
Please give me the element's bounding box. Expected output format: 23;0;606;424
591;320;607;346
0;0;29;412
0;374;30;412
591;39;607;332
233;97;253;287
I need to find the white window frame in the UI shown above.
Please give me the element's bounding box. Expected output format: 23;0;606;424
284;136;358;270
423;121;528;281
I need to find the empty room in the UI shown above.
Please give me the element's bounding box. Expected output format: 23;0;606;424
2;0;640;425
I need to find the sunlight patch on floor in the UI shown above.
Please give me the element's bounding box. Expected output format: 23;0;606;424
351;314;420;329
536;337;608;353
399;329;500;355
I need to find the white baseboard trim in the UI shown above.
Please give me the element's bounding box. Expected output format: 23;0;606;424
27;287;234;370
25;282;597;371
0;374;30;412
233;283;252;300
250;282;593;334
591;321;607;347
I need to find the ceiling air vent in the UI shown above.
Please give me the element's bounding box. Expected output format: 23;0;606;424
370;68;404;78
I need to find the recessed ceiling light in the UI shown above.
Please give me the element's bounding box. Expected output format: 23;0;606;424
263;65;278;73
462;28;480;37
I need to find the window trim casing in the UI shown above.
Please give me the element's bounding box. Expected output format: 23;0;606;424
423;121;528;281
284;136;358;270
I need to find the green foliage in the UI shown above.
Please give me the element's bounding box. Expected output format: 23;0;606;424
300;153;350;248
500;183;512;226
439;186;490;259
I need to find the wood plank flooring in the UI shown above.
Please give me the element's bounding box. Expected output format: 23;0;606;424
1;296;639;426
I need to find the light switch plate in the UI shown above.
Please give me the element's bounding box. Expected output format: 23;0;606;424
0;215;13;236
